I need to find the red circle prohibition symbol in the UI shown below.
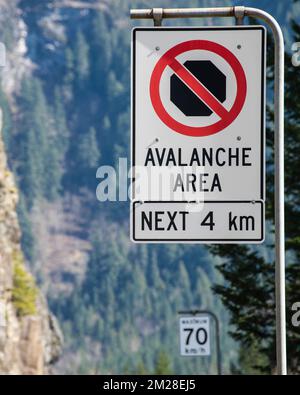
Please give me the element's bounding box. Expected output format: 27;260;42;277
150;40;247;137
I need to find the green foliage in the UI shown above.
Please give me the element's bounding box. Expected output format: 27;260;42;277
135;361;148;375
63;48;75;101
0;86;12;152
17;196;35;262
90;12;112;91
237;341;269;375
12;250;38;317
74;31;90;91
53;88;69;159
154;352;172;375
77;127;101;169
56;223;233;374
17;77;64;205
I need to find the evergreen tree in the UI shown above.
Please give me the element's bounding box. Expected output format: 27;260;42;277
148;250;164;290
53;87;69;155
210;22;300;374
74;30;90;91
154;352;172;375
0;86;12;153
63;48;75;101
237;341;269;375
177;261;192;307
45;141;62;200
77;127;100;169
19;127;41;206
17;196;35;262
90;12;112;92
16;76;64;204
135;361;148;375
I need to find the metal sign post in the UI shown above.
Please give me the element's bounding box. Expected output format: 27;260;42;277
178;310;222;375
131;6;286;375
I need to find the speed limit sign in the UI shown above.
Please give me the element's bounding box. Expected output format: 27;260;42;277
179;316;210;356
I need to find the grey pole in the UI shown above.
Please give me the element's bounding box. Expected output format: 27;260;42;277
178;310;222;375
245;8;286;376
131;6;286;375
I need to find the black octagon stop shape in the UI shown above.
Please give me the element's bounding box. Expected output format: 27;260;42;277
170;60;226;116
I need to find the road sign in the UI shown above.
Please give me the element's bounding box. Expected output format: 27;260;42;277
131;27;266;243
179;316;210;356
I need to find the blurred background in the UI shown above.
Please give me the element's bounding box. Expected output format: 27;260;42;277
0;0;300;375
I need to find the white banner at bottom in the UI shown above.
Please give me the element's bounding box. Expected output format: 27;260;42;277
131;200;264;243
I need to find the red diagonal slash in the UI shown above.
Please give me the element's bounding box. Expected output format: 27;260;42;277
169;58;229;119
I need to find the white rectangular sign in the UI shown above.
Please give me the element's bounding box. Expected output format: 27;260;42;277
133;201;264;243
131;27;266;243
179;316;210;356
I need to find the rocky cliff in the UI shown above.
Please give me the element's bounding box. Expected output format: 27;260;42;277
0;110;62;374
